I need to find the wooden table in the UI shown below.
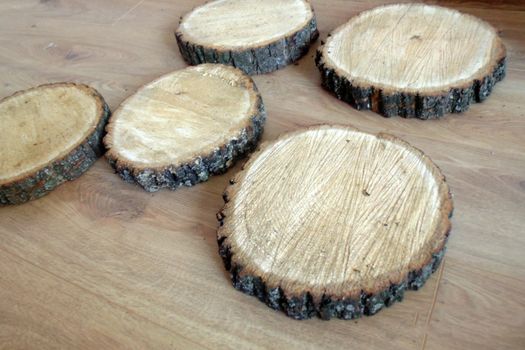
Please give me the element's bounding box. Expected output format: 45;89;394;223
1;1;524;349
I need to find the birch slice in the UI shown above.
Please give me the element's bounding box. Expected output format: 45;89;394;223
175;0;319;75
217;125;453;320
104;64;266;192
0;83;110;205
316;4;506;119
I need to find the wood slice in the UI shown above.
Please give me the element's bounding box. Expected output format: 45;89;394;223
0;83;110;205
175;0;319;75
217;125;453;320
104;64;266;192
316;4;506;119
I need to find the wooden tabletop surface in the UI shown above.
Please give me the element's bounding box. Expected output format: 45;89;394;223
1;1;524;349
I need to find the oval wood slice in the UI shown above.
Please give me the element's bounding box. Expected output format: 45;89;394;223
104;64;266;192
175;0;319;75
316;4;506;119
0;83;110;205
217;125;453;320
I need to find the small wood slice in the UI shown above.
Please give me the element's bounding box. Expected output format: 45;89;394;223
104;64;266;192
217;125;453;320
316;4;506;119
0;83;110;205
175;0;319;75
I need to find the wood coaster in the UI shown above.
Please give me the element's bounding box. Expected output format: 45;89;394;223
104;64;266;192
175;0;319;75
0;83;110;205
217;125;453;320
316;4;506;119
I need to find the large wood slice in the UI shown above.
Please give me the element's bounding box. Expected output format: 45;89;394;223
316;4;506;119
175;0;319;75
0;83;110;205
217;125;453;320
104;64;266;192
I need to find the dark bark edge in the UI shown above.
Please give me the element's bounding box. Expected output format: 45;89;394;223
315;50;506;119
217;205;451;321
0;93;111;205
215;125;453;320
218;234;447;320
175;17;319;75
107;97;266;193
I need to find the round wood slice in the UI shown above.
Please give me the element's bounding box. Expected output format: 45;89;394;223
316;4;506;119
217;125;453;320
175;0;319;75
104;64;266;192
0;83;110;205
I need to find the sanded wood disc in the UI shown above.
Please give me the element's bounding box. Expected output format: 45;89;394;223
175;0;319;75
217;125;453;320
316;4;506;119
0;83;110;205
104;64;266;192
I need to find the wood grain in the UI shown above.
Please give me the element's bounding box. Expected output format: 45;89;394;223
175;0;319;74
104;64;266;192
323;4;503;91
0;83;110;205
0;0;524;349
316;3;506;118
177;0;314;47
218;125;452;319
0;84;101;182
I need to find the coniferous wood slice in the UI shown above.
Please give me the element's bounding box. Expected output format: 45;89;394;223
104;64;266;192
175;0;319;75
0;83;110;205
217;125;453;320
316;4;506;119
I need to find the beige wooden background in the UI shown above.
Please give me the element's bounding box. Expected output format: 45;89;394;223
0;0;524;349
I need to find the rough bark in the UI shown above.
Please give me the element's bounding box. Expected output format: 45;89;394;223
315;52;506;119
175;17;319;75
217;168;452;320
107;99;266;193
0;101;111;206
217;229;447;320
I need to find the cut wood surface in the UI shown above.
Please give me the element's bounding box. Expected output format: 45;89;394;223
0;0;524;349
218;125;452;320
104;64;266;192
176;0;319;74
0;83;110;205
316;4;506;119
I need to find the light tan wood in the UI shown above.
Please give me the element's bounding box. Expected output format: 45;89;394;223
104;64;265;192
0;84;101;183
178;0;314;48
221;126;450;295
0;0;524;348
105;64;259;167
218;125;452;319
175;0;318;75
316;3;506;119
0;83;109;205
321;4;504;93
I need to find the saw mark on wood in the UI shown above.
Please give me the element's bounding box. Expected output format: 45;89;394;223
420;257;447;350
112;0;146;26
